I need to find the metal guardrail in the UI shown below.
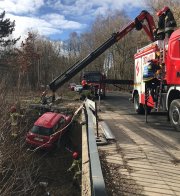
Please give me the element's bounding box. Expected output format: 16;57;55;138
84;99;107;196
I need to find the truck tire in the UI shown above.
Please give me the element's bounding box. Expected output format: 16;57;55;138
134;93;145;114
169;99;180;131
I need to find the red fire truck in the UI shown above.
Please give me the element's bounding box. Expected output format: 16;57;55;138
49;7;180;131
82;71;106;97
133;29;180;131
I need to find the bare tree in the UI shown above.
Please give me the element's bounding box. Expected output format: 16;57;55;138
146;0;180;26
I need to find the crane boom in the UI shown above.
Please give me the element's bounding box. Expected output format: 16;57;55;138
49;10;156;92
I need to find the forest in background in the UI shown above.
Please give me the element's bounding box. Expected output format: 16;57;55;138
0;0;180;95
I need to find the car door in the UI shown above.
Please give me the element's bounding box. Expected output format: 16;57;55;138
58;117;66;132
50;123;59;143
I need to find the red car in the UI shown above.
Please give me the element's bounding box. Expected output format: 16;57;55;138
26;112;72;149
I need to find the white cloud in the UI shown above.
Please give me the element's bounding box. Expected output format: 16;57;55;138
0;0;86;41
48;0;147;17
6;13;84;41
0;0;44;14
6;14;60;39
41;14;84;29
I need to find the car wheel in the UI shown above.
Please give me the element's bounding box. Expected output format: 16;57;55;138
134;93;145;114
169;99;180;131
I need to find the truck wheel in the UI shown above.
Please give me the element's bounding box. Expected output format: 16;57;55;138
169;99;180;131
134;93;145;114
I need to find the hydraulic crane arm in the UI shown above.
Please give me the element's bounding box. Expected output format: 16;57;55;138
49;10;156;92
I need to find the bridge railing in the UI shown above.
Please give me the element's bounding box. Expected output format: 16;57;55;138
82;99;107;196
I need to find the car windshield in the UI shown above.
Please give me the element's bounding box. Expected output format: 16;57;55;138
31;125;53;136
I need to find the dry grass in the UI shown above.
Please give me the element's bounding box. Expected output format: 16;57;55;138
0;83;82;196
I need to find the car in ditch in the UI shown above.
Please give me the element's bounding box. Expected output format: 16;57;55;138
26;112;72;149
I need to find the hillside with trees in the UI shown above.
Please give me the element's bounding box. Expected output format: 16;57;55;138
0;0;179;94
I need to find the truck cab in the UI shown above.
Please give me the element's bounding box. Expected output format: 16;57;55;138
166;29;180;85
82;71;106;97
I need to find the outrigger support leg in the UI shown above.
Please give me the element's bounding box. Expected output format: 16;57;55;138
145;83;148;123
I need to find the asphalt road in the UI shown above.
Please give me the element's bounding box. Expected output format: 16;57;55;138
99;91;180;196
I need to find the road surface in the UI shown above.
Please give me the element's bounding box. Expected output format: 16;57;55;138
98;91;180;196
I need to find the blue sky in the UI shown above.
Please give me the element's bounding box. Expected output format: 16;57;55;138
0;0;148;41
